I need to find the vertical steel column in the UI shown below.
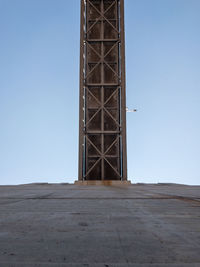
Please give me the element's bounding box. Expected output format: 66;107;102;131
119;0;127;180
78;0;85;180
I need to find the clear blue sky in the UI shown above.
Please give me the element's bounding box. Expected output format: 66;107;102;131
0;0;199;185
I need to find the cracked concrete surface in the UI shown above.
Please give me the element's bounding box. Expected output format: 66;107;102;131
0;184;199;267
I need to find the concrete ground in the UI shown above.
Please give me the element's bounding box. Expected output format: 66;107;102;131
0;183;199;267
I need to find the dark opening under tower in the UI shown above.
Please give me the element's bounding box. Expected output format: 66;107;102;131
78;0;127;181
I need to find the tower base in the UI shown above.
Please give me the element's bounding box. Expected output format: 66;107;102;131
74;180;131;186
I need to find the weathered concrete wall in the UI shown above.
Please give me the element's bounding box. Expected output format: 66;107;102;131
0;184;199;266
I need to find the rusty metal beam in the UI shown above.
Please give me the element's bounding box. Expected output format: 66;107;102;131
120;0;127;180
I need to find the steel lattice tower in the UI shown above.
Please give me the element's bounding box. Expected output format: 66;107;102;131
78;0;127;181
